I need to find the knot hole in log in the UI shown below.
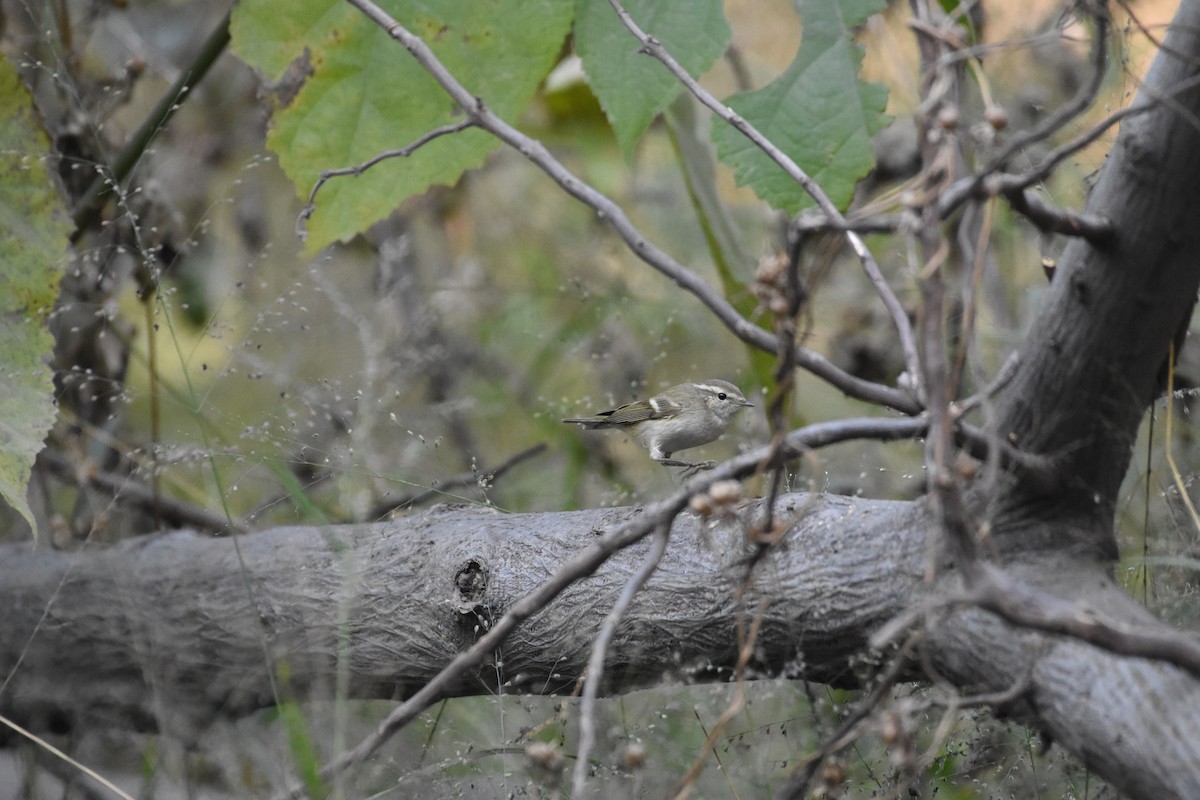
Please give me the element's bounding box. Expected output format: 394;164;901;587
452;558;489;619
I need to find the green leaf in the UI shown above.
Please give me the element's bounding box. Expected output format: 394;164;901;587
0;54;70;539
574;0;730;158
712;0;888;214
231;0;574;253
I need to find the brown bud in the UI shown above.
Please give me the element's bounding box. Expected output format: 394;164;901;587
526;741;564;771
984;104;1009;131
936;105;959;131
622;742;647;768
709;479;743;505
880;711;903;744
821;758;846;787
689;493;715;516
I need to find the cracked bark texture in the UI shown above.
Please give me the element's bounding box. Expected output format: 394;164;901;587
0;496;921;736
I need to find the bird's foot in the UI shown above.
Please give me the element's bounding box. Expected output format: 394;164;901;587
657;458;716;471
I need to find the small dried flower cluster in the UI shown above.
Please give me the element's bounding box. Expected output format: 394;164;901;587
753;252;794;318
688;479;743;516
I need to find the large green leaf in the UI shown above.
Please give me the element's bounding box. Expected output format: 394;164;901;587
0;55;70;539
712;0;888;214
574;0;730;158
231;0;574;253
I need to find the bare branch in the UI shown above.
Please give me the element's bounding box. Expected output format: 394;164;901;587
38;449;239;535
362;443;547;521
908;0;981;577
296;120;477;240
1002;187;1113;241
871;562;1200;683
968;563;1200;678
0;714;137;800
991;101;1147;194
571;523;670;797
979;5;1110;176
952;351;1019;417
791;210;907;236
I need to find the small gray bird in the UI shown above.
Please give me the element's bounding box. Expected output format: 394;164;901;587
563;379;754;468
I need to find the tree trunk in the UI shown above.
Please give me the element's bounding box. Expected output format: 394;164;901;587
920;3;1200;797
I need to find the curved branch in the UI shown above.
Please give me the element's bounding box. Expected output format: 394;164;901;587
296;120;476;240
572;523;670;797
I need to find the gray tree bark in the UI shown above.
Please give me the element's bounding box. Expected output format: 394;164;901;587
0;496;923;738
917;2;1200;796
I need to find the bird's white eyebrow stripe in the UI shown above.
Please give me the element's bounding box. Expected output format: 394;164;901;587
693;383;727;394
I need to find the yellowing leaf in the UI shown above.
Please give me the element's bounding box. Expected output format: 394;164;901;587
0;54;71;539
231;0;574;252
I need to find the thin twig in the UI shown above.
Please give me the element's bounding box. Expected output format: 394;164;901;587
296;119;477;240
977;4;1111;177
570;523;671;797
968;562;1200;678
791;210;907;235
0;714;136;800
924;6;1110;237
991;101;1145;193
363;443;547;521
914;669;1034;766
907;0;982;583
870;560;1200;682
38;448;239;535
779;638;917;800
1003;187;1113;241
952;351;1020;417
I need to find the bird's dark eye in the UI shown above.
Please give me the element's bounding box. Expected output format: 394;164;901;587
717;392;727;400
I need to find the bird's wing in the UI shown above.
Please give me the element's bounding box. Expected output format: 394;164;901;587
598;394;682;425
